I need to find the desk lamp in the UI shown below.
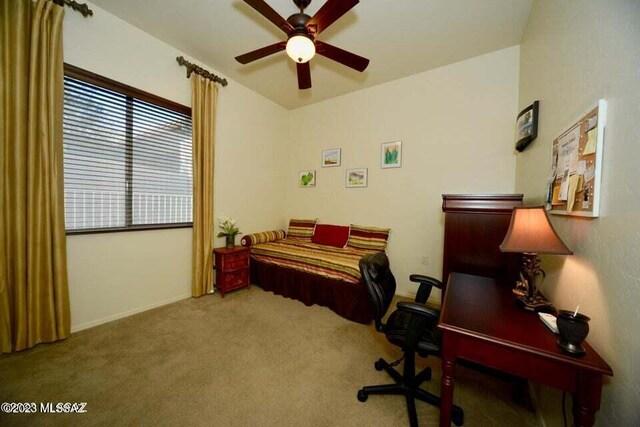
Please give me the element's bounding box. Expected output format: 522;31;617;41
499;206;573;312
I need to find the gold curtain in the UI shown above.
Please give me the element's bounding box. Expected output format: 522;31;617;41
0;0;70;353
191;75;218;297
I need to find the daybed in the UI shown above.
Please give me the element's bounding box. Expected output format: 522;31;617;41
240;220;390;324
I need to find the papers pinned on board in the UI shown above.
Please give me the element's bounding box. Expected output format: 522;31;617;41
547;100;606;217
583;128;597;155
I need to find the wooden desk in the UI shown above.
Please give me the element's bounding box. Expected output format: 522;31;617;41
438;273;612;427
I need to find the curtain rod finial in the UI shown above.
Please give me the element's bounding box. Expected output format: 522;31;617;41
59;0;94;18
175;56;227;87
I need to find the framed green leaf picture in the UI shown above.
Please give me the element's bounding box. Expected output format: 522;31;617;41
381;141;402;169
299;170;316;188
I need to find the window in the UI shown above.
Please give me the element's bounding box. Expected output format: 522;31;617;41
63;65;193;233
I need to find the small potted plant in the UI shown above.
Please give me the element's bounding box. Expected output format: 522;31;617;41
217;216;241;248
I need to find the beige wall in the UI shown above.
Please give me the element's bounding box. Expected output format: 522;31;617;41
516;1;640;425
286;46;520;297
59;1;640;423
63;3;288;331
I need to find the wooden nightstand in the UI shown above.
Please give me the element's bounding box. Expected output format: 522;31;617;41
213;246;250;298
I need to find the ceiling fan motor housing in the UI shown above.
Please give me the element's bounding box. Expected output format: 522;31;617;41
236;0;369;90
287;13;312;32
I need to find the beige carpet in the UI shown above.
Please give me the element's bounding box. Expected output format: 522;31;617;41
0;287;538;426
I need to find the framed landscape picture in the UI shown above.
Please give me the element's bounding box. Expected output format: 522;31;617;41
515;101;539;152
299;170;316;188
381;141;402;168
345;168;367;188
322;148;341;167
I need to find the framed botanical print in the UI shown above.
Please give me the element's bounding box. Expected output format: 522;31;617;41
299;170;316;188
381;141;402;168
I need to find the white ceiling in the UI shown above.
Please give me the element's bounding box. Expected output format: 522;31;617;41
90;0;533;109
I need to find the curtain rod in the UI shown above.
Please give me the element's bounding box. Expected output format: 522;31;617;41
176;56;228;87
52;0;93;18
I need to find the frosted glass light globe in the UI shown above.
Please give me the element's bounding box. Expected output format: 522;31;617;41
286;35;315;63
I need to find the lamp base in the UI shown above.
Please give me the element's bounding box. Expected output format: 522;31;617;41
557;338;586;355
516;293;554;313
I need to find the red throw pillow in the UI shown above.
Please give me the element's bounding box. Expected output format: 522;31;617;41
311;224;350;248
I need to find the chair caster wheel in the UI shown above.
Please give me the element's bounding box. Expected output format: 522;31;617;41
423;367;432;381
452;406;464;426
374;358;385;371
357;389;368;402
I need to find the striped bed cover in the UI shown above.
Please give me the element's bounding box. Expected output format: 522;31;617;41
250;238;376;283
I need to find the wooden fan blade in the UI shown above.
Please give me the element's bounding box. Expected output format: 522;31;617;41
306;0;359;36
235;42;286;64
315;41;369;72
243;0;294;34
297;62;312;90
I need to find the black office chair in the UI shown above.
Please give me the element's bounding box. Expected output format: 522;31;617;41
357;252;464;427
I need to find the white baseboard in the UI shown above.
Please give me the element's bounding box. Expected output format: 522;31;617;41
395;290;442;307
70;293;191;333
395;290;415;299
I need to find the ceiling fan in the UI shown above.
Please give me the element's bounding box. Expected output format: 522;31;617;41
235;0;369;90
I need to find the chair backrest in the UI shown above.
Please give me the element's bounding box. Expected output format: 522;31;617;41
359;252;396;332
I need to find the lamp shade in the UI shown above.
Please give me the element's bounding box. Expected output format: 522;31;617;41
286;34;315;63
500;207;573;255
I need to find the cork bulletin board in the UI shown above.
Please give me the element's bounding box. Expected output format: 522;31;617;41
547;100;606;217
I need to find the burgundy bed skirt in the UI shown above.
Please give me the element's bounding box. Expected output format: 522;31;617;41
250;259;373;324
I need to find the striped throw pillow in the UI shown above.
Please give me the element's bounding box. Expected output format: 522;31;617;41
287;218;318;240
241;230;286;247
347;224;390;251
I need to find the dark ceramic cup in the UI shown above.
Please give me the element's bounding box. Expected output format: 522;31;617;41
556;310;590;355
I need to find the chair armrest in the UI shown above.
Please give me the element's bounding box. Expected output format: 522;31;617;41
396;301;439;323
240;230;286;247
409;274;443;289
409;274;443;304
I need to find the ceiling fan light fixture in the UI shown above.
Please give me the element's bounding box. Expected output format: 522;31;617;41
286;34;315;63
236;0;369;90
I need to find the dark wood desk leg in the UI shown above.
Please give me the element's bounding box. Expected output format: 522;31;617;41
573;371;603;427
440;334;457;427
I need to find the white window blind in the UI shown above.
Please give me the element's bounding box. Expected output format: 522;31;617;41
63;74;193;232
